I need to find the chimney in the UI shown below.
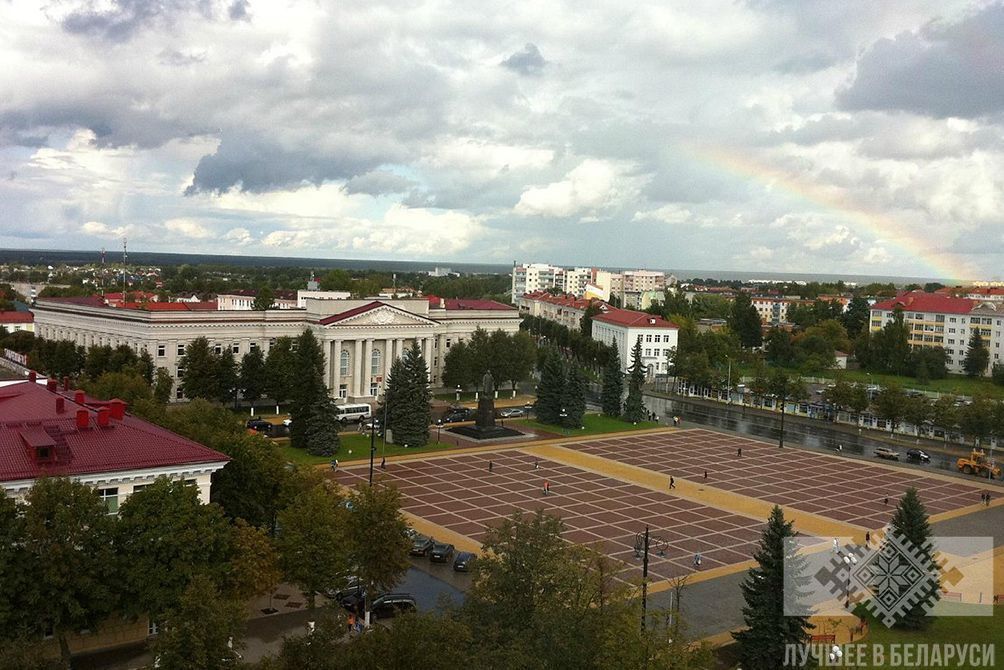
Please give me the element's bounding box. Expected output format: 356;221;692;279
76;409;90;429
62;376;70;391
97;408;110;428
648;317;656;325
439;298;446;308
109;400;125;420
28;371;36;383
74;390;85;405
46;379;57;391
56;397;65;414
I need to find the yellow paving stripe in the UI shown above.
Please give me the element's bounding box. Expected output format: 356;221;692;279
930;497;1004;523
520;443;866;542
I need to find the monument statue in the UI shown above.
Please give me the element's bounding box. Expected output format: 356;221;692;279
476;372;497;430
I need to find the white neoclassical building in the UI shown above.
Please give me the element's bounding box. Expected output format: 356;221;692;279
32;295;520;403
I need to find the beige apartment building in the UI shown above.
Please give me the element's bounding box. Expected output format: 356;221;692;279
32;296;520;402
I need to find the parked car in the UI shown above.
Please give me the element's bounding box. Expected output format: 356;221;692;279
323;576;363;603
453;551;475;572
442;408;473;423
370;593;417;619
246;419;273;434
906;448;930;462
409;534;435;556
430;541;455;563
497;407;525;418
874;447;900;460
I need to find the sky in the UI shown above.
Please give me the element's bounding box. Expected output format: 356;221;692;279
1;0;1003;280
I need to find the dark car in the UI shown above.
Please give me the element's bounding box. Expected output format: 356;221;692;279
442;407;473;423
453;551;475;572
906;448;931;462
370;593;417;619
323;576;363;604
246;419;273;434
430;541;455;563
409;534;434;556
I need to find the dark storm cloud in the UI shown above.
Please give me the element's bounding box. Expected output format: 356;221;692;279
185;136;391;194
228;0;250;21
158;48;207;66
501;43;547;75
838;3;1004;118
343;170;417;196
59;0;236;42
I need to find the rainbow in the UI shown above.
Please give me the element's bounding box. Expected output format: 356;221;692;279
685;143;974;282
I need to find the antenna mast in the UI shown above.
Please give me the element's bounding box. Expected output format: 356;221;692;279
122;237;128;297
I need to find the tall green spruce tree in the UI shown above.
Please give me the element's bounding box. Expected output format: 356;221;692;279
289;330;329;450
623;338;646;423
887;488;938;629
601;345;623;418
385;343;431;447
963;330;989;378
729;292;764;349
733;505;814;669
562;365;587;429
536;349;566;425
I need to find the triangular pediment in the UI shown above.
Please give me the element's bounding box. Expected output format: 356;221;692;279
320;302;436;327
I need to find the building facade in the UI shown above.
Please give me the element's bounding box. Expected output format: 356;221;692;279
591;310;679;376
33;295;520;403
217;289;298;310
869;291;1004;375
0;310;34;333
510;263;566;297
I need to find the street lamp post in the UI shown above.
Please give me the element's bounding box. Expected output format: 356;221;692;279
725;356;732;404
436;419;442;443
559;408;568;437
456;385;462;402
842;552;858;610
368;417;380;486
633;527;669;631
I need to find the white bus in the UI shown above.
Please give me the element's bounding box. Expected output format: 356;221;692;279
334;403;372;424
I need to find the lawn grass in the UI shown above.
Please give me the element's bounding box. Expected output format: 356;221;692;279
830;369;1004;399
850;610;1004;668
277;433;456;466
513;413;659;436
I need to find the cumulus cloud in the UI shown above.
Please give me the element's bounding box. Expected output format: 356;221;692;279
501;43;547;75
838;3;1004;119
515;160;633;218
164;218;214;239
344;171;417;196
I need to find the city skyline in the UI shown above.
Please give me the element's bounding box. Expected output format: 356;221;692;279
2;1;1003;279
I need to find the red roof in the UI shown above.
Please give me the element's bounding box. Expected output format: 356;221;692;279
871;291;975;315
120;301;218;311
318;301;391;325
220;289;297;299
520;291;597;311
426;295;515;311
0;311;33;324
0;381;228;483
593;309;678;329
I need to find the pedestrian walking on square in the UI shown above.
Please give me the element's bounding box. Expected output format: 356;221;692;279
347;612;356;633
534;459;539;470
703;470;707;479
883;497;889;506
737;447;742;458
489;460;493;473
380;457;386;470
543;480;550;496
693;552;702;568
330;459;338;472
832;538;839;553
865;531;871;546
669;476;676;489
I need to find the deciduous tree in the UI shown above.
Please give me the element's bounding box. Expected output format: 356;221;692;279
149;575;245;670
179;337;219;401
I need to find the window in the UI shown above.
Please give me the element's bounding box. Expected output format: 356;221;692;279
645;335;652;342
949;328;956;333
213;343;222;355
99;487;119;515
645;348;651;356
971;317;980;324
148;621;159;637
654;335;661;342
936;315;945;322
231;343;240;354
250;342;259;351
175;386;183;399
338;384;348;399
157;344;166;357
371;349;381;375
132;484;150;494
177;343;186;356
340;350;350;375
370;383;379;396
446;339;452;349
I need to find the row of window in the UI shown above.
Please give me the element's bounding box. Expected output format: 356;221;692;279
98;480;198;515
643;334;669;343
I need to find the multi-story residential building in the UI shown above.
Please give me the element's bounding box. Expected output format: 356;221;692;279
752;296;789;325
217;289;298;310
869;291;1004;375
962;287;1004;302
510;263;566;297
593;270;624;300
591;310;679;377
0;310;34;333
32;295;520;402
563;267;595;297
517;291;597;331
622;270;666;293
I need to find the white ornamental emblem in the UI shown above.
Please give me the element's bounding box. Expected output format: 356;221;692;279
373;310;394;325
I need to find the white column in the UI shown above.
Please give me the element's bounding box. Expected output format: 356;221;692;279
423;337;433;382
331;339;342;395
353;339;363;398
363;339;373;397
384;338;394;380
397;338;406;360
